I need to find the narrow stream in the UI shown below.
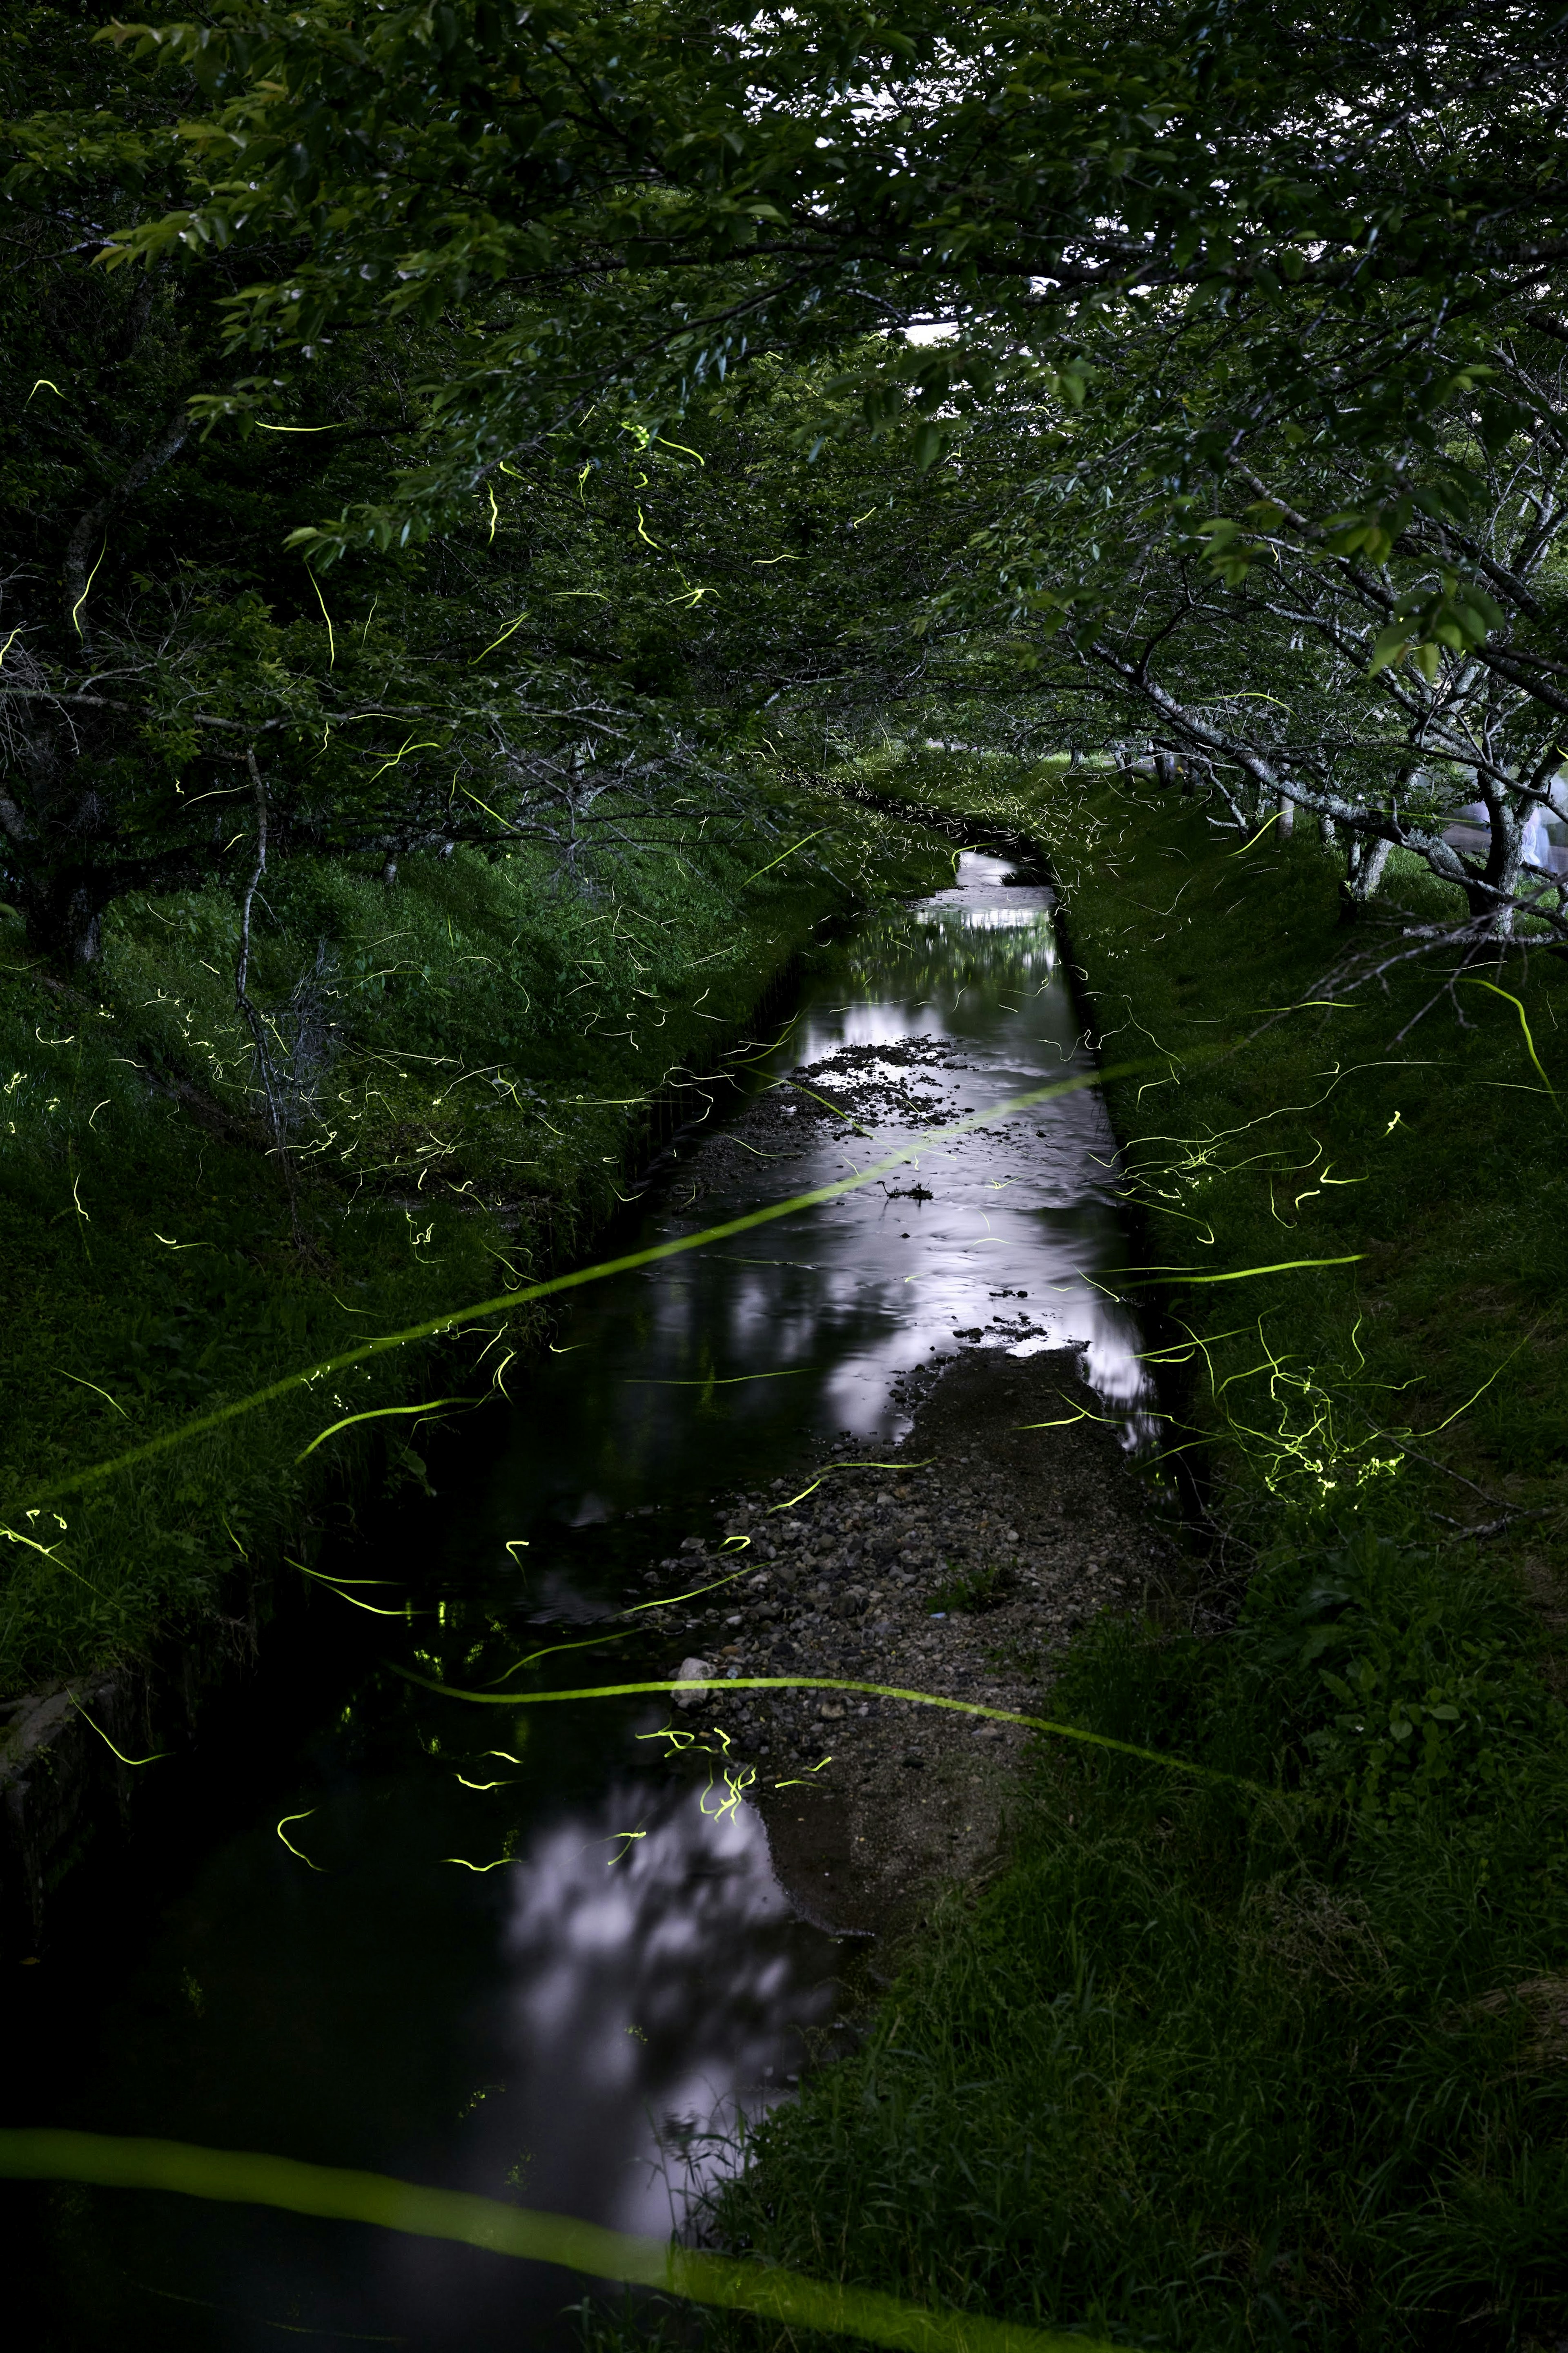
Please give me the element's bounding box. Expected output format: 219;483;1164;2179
15;853;1149;2351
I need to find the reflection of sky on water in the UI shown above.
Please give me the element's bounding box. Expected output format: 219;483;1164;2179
372;1781;833;2346
30;849;1152;2351
497;1782;827;2235
497;852;1152;1528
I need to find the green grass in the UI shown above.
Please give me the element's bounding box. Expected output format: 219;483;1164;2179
0;779;950;1705
926;1558;1016;1614
702;1545;1568;2351
586;754;1568;2353
862;748;1568;1538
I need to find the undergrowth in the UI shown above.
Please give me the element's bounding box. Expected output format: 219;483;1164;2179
573;752;1568;2351
868;745;1568;1544
699;1520;1568;2351
0;778;948;1704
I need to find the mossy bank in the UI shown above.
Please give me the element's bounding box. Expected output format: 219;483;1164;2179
0;781;951;1911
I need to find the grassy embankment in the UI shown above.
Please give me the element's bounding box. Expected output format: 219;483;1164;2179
630;754;1568;2353
0;784;949;1710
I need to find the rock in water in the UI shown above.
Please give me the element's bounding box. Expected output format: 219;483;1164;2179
673;1657;712;1708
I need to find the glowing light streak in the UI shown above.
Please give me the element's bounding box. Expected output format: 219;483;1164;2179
618;1562;755;1617
1116;1252;1365;1286
395;1669;1280;1796
1227;810;1281;856
1419;1335;1531;1436
771;1460;933;1512
702;1762;756;1824
485;1626;639;1681
364;736;439;783
70;1695;166;1766
70;537;106;638
275;1810;323;1869
27;379;66;402
289;1559;412;1618
0;2130;1125;2351
458;781;515;834
472;613;528;662
1458;976;1558;1104
739;827;828;886
58;1369;129;1418
305;566;335;666
296;1394;473;1462
1;1521;95;1589
777;1075;868;1130
17;1066;1143;1511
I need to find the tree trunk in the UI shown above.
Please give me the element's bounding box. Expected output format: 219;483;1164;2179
1339;832;1392;919
1472;796;1523;937
23;870;107;966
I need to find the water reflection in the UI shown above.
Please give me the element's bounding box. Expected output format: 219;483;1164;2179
491;851;1150;1521
368;1783;829;2349
498;1784;825;2235
21;849;1150;2351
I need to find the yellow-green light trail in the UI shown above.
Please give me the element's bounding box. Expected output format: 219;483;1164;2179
18;1067;1138;1512
392;1668;1283;1798
0;2130;1130;2353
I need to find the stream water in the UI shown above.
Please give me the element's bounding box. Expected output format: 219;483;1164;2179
13;853;1148;2351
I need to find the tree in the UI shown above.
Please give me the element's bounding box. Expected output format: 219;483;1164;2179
947;294;1568;939
80;0;1568;575
0;4;976;969
9;0;1568;970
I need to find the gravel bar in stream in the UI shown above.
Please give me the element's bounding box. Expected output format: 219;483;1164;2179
616;1024;1173;1940
641;1341;1177;1942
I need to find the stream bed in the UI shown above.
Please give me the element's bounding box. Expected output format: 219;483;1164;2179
13;853;1149;2351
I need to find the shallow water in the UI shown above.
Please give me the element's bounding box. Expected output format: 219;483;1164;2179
13;854;1148;2350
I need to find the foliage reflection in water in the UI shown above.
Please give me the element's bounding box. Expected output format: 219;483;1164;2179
15;853;1151;2350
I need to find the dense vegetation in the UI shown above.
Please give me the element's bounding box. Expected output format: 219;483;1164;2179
0;778;949;1698
577;752;1568;2353
7;3;1568;2349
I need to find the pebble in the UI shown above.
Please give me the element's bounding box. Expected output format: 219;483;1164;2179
673;1656;711;1706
